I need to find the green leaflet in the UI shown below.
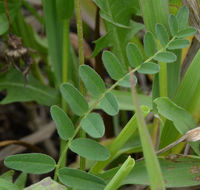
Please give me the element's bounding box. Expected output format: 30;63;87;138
154;51;177;63
126;43;143;68
79;65;106;97
58;168;106;190
60;83;89;116
176;6;189;30
138;62;160;74
155;24;169;47
168;14;178;36
167;39;190;50
4;153;56;174
144;31;157;57
69;138;110;161
99;92;119;116
176;27;197;38
0;69;60;106
50;105;75;140
102;51;124;80
81;113;105;138
118;74;137;88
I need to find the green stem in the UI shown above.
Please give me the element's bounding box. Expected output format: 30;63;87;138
55;19;70;181
75;0;86;170
75;0;84;66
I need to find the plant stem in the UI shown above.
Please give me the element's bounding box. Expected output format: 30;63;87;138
75;0;84;66
75;0;86;170
58;19;70;176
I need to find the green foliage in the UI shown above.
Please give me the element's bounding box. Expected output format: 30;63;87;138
168;14;178;36
81;113;105;138
4;153;56;174
0;178;19;190
0;170;14;182
0;0;22;35
168;39;190;50
58;168;106;190
79;65;106;97
92;0;144;69
138;62;160;74
154;51;177;63
156;24;169;47
102;51;124;80
69;138;110;161
60;83;89;116
122;155;200;187
15;173;27;189
176;6;189;30
99;92;119;116
0;69;60;106
176;27;197;38
50;105;75;140
104;156;135;190
144;32;157;57
1;1;200;189
126;43;143;68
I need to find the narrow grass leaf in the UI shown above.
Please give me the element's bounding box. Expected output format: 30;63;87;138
56;0;74;19
168;14;178;36
58;168;106;190
126;43;143;68
118;74;137;88
104;156;135;190
99;92;119;116
60;83;89;116
69;138;110;161
144;32;157;57
138;62;160;74
155;24;169;47
81;113;105;138
79;65;106;97
176;6;189;30
102;51;124;80
154;51;177;63
50;105;75;140
122;155;200;187
168;39;190;50
4;153;56;174
176;27;197;38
